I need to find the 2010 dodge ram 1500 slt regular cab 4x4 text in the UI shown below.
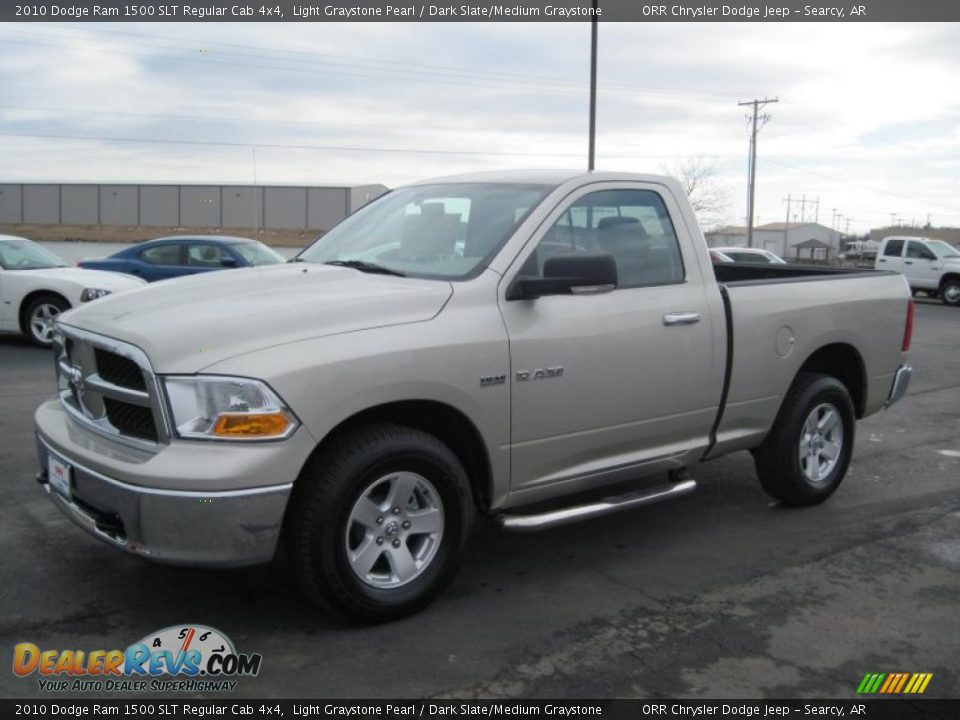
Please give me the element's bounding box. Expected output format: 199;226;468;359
34;171;914;621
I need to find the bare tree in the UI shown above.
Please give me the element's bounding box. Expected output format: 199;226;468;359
663;156;733;231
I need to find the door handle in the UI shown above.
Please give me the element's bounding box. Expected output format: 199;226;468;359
905;261;913;265
663;311;701;326
878;258;886;262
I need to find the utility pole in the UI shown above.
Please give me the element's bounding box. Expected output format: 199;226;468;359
831;208;838;231
587;0;598;171
782;194;792;257
738;97;778;247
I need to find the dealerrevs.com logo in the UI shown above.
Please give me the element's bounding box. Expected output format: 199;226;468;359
13;624;262;693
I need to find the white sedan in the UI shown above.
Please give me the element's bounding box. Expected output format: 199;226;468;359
0;235;147;347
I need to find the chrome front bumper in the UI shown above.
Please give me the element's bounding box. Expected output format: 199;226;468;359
885;364;913;409
35;401;298;567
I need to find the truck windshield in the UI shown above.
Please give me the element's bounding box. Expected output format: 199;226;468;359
0;237;66;270
930;240;960;259
296;183;551;280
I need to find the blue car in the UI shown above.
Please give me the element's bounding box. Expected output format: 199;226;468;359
79;236;287;282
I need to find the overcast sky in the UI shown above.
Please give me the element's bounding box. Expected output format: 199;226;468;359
1;21;958;232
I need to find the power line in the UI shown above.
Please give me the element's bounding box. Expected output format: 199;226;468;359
760;156;960;216
47;23;749;100
0;128;734;161
0;103;592;136
0;27;745;102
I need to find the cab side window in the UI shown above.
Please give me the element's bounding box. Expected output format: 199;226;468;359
140;244;182;266
523;189;685;289
906;241;936;260
883;239;905;257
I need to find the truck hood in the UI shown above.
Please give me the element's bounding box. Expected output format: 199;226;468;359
59;263;453;372
18;267;147;290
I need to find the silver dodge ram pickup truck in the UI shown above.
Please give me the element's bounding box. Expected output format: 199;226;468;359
34;171;914;621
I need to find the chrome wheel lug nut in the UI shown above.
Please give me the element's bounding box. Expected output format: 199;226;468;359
376;537;384;545
402;521;411;530
376;516;384;525
392;507;401;514
392;539;401;548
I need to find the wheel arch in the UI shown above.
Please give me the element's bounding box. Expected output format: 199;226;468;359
794;342;867;418
18;289;71;335
299;399;493;514
939;272;960;290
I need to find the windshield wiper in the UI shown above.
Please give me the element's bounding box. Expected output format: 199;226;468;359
324;260;407;277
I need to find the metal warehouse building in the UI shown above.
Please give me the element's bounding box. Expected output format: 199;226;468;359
0;182;388;232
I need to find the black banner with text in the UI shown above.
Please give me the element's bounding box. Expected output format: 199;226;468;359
2;0;959;23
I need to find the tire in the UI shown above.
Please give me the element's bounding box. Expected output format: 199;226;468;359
24;294;68;348
285;423;474;622
941;279;960;306
754;372;855;506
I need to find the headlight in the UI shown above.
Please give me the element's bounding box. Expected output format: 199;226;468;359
80;288;111;302
163;376;299;441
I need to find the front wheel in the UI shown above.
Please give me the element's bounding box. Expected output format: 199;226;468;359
941;280;960;306
285;423;473;622
754;372;855;506
24;294;68;347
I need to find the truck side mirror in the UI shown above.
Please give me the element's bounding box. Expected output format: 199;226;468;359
507;253;618;300
220;257;239;268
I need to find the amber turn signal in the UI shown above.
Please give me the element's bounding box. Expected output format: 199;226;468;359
211;412;292;438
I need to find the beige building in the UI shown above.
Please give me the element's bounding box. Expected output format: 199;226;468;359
704;222;843;259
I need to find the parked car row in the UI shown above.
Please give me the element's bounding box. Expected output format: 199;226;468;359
0;234;286;346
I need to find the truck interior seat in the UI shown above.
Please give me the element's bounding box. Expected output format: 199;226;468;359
401;204;460;257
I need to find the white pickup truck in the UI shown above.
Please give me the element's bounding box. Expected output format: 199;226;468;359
874;235;960;305
35;171;914;621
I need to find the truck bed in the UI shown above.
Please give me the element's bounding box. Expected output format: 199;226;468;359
705;263;910;460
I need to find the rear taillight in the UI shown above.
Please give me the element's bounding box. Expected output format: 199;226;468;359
902;299;914;352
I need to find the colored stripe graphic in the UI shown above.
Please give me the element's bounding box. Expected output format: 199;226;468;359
893;673;909;693
857;672;932;694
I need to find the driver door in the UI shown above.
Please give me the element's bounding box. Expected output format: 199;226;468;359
904;240;940;290
498;183;721;497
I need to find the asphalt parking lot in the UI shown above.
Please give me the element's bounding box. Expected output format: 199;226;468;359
1;299;958;700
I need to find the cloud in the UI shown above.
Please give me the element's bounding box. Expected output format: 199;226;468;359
0;21;957;229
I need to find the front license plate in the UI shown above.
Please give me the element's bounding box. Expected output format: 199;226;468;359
48;454;72;500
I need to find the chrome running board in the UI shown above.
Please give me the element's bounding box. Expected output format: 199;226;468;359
495;478;697;532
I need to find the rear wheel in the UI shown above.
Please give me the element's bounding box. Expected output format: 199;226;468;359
285;423;473;622
24;295;68;348
754;372;855;506
941;279;960;306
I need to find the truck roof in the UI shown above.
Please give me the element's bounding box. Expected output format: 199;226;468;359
409;169;676;187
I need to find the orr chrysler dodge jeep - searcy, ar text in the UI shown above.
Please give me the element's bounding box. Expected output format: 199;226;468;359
34;171;914;621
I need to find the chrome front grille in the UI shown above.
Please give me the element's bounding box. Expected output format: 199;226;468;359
53;325;169;449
